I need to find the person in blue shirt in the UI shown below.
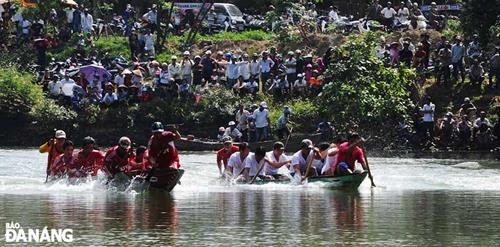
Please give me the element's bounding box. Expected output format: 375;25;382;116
451;36;466;84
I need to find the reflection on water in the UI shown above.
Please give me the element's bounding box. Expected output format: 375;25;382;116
0;150;500;246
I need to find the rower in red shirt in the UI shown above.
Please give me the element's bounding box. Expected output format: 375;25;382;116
50;140;76;179
124;146;151;177
76;136;104;177
216;138;239;176
103;137;134;178
147;122;181;169
331;133;367;176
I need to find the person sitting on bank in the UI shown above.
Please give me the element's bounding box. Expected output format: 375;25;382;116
265;142;291;179
290;139;320;178
216;138;239;177
226;142;251;180
331;133;367;176
224;121;242;142
217;127;226;142
244;146;271;182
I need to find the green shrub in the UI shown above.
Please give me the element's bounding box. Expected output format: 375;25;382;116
30;98;77;131
0;67;43;122
443;19;463;40
320;33;415;135
93;36;130;57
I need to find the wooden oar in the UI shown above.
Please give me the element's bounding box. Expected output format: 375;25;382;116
249;158;266;184
301;151;315;183
284;127;293;148
363;148;376;187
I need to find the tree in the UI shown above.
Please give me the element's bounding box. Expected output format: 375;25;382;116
460;0;500;44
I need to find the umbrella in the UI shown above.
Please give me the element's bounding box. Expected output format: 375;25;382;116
79;65;111;83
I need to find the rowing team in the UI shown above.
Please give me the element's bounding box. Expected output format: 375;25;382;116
216;133;374;183
39;122;181;182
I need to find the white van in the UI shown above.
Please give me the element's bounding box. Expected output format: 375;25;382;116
174;2;245;31
212;3;245;30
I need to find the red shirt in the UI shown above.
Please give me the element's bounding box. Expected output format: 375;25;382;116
216;145;239;167
76;150;104;176
51;154;77;178
148;131;180;169
104;146;131;176
333;142;365;172
123;151;152;176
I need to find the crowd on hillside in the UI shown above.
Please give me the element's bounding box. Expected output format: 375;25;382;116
1;1;499;151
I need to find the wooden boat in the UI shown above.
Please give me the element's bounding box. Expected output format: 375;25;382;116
176;133;322;151
109;168;184;192
240;172;368;190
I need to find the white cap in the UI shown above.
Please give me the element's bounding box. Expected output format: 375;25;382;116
118;136;131;149
171;55;178;60
55;130;66;139
219;127;226;132
228;121;236;126
260;101;268;108
205;50;212;55
183;51;190;56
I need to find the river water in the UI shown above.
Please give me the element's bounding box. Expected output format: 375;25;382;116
0;149;499;246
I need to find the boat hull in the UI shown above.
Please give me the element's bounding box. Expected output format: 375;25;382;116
251;172;368;190
110;168;184;192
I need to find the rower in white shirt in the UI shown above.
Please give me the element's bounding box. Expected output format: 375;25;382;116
265;142;291;179
244;147;271;182
226;142;251;179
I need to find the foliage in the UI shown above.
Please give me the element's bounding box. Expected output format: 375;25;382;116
30;98;77;131
93;36;130;57
197;30;274;42
319;33;415;134
460;0;500;44
0;67;44;122
269;100;320;132
442;19;463;40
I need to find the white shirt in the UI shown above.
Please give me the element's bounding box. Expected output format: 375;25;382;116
224;127;242;139
226;62;240;79
322;149;337;175
22;20;30;34
143;34;155;51
290;150;313;174
422;103;435;122
398;7;409;23
265;151;289;175
159;70;171;85
236;110;250;130
61;82;75;97
81;13;93;33
294;78;307;88
238;61;251;80
114;74;124;86
329;10;339;22
249;61;260;76
101;92;117;105
48;81;63;96
284;58;297;74
168;63;181;79
228;152;249;177
180;59;193;77
253;109;269;128
381;7;397;19
245;154;266;177
66;9;74;24
259;58;274;73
